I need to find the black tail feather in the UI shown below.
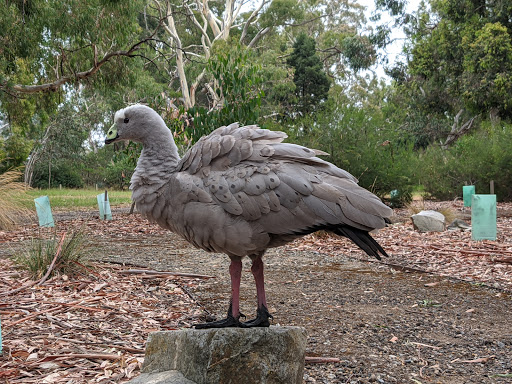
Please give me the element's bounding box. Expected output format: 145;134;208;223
331;226;387;260
290;223;388;260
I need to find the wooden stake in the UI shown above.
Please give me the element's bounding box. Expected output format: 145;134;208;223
104;190;108;221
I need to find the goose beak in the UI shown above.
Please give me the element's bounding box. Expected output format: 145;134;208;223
105;124;119;144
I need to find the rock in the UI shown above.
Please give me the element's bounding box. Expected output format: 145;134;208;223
411;210;445;232
128;370;197;384
142;326;307;384
447;218;471;231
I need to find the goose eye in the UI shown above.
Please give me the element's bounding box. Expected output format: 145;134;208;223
124;117;129;123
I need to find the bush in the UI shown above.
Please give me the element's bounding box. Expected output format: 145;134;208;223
12;231;90;279
102;154;135;190
32;161;84;189
420;122;512;201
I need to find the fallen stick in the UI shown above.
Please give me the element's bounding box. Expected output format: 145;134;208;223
430;245;512;256
452;355;495;364
119;269;215;279
4;294;118;328
305;356;341;364
409;342;441;350
51;337;144;354
38;231;67;286
47;352;122;361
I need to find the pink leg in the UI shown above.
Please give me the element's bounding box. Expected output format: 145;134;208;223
229;258;243;318
241;255;272;327
194;257;243;329
251;257;267;309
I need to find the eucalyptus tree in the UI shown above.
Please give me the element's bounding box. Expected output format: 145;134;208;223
0;0;165;171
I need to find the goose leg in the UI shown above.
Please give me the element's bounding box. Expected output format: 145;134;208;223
194;258;243;329
241;256;273;328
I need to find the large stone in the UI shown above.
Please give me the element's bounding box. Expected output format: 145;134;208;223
142;326;307;384
411;210;445;232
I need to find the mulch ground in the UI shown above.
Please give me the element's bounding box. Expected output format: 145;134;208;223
0;200;511;383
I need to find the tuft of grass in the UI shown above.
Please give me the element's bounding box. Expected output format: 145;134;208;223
0;170;32;230
437;206;457;225
12;230;90;279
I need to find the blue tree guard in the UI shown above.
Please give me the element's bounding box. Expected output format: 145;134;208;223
34;196;55;227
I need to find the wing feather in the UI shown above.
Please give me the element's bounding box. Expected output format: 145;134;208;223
171;122;391;257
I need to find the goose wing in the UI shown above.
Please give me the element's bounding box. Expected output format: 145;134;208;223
175;124;391;256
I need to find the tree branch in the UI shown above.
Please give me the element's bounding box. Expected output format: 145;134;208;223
240;0;269;43
6;27;162;95
442;110;478;149
248;27;271;48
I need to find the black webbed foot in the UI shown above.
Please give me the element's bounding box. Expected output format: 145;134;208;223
194;305;245;329
240;305;273;328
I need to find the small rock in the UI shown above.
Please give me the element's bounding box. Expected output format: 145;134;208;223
447;218;471;231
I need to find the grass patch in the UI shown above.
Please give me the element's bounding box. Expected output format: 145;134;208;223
25;188;132;210
12;230;90;279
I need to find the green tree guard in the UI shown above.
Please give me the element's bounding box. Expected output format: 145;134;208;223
471;194;497;240
463;186;475;207
34;196;55;227
97;191;112;220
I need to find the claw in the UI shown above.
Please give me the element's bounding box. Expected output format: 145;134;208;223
194;304;242;329
240;305;273;328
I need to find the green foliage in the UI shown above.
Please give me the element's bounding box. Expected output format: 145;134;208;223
341;35;377;72
420;122;512;201
186;44;264;141
32;161;84;189
12;231;90;280
0;133;33;173
287;33;330;115
462;22;512;116
103;150;137;190
404;0;512;126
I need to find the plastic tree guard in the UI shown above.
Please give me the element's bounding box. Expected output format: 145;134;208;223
34;196;55;227
471;194;497;240
463;185;475;207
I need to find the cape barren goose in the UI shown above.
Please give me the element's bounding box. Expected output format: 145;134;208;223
105;104;392;328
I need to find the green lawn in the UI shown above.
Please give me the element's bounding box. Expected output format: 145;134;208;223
25;188;132;210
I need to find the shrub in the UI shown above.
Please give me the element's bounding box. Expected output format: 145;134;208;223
420;122;512;201
12;231;90;279
32;161;84;189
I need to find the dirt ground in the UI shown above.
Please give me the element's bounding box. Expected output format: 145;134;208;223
92;229;512;383
2;206;512;383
